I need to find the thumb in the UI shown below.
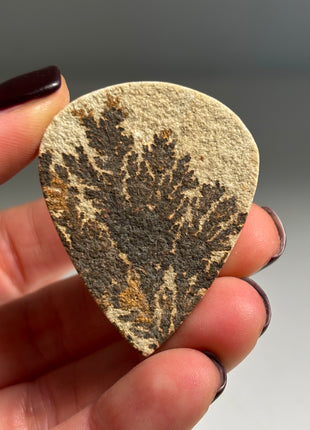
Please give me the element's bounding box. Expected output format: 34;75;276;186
0;66;70;184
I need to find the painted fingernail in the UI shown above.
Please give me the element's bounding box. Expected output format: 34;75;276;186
262;206;286;269
0;65;61;110
243;277;271;336
203;350;227;402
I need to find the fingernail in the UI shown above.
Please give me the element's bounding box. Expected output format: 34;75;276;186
243;277;271;336
0;66;61;110
203;350;227;402
262;206;286;269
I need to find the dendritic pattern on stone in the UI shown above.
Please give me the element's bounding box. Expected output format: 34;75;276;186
39;82;259;356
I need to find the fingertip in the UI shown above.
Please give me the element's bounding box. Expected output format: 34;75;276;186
44;74;70;111
202;350;227;401
164;276;267;371
205;277;267;369
34;74;70;113
61;75;70;103
0;73;70;184
220;203;281;277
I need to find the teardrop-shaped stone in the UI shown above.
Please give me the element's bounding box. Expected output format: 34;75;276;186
39;82;259;356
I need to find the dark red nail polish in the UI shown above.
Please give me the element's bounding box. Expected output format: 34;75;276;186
262;206;286;269
0;66;61;110
243;277;271;336
203;350;227;402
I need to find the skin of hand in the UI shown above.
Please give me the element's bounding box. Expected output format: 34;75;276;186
0;69;284;429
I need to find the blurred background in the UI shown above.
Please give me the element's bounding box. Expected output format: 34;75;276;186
0;0;309;428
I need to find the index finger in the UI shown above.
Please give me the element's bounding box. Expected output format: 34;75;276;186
0;66;70;184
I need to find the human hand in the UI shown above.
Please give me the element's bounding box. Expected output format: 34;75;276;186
0;67;285;429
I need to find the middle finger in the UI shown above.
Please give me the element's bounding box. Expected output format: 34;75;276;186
0;200;280;303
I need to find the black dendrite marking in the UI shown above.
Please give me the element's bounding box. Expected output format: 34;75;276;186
40;106;246;344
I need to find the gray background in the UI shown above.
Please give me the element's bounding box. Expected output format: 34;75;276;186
0;0;309;428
